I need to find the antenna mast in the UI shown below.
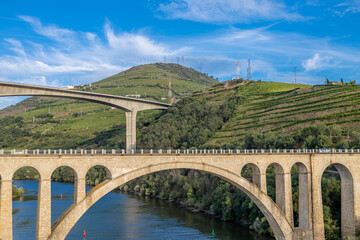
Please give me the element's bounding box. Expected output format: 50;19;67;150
237;60;240;79
168;80;172;99
247;59;251;80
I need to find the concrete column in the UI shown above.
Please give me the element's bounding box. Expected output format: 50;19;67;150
311;167;325;240
338;166;355;238
298;171;311;229
275;170;285;212
74;178;86;204
126;110;138;153
36;179;51;240
283;172;294;226
0;179;13;240
354;175;360;235
259;173;267;193
252;172;261;188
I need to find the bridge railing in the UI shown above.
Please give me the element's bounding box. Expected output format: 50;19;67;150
0;148;359;155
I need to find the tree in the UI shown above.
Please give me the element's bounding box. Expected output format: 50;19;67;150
326;78;330;85
341;78;344;85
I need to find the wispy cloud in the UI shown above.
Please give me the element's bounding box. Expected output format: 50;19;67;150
333;0;360;16
0;16;188;87
157;0;305;24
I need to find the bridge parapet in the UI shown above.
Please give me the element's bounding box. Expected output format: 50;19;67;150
0;148;359;155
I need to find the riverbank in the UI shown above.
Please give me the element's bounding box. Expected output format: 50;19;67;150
12;185;24;198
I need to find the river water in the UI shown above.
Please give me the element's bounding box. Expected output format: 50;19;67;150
12;180;271;240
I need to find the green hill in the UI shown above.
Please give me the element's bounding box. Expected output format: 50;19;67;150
0;63;217;149
1;69;360;150
137;79;360;149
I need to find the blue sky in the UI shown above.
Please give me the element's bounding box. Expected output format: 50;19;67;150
1;0;360;108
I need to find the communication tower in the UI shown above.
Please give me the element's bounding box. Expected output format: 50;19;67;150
237;60;240;79
168;80;172;99
247;59;252;80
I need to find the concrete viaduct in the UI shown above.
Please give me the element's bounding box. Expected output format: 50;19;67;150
0;149;359;240
0;81;170;152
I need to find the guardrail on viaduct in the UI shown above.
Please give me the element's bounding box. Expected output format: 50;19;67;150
0;148;358;155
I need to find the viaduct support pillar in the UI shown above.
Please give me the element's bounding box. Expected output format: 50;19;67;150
298;171;311;229
311;166;325;240
74;178;86;204
280;172;294;226
36;179;51;240
126;110;137;153
354;175;360;235
253;172;267;193
0;179;13;240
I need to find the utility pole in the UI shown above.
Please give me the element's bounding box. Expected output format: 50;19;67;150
176;57;180;64
247;59;251;80
168;80;172;99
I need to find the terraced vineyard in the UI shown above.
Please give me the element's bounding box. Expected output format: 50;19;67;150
204;81;360;147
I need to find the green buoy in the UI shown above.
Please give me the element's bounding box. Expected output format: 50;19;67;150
211;229;215;237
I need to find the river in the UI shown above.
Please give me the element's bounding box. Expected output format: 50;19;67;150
12;180;271;240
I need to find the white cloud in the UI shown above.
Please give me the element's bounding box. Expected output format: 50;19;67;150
158;0;304;23
302;53;332;71
0;16;192;109
18;15;75;41
0;16;187;82
333;0;360;16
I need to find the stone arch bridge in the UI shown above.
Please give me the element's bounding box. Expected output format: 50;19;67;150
0;149;359;240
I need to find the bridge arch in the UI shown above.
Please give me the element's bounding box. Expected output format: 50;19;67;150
321;163;355;238
49;162;294;240
85;165;112;187
51;165;78;181
290;162;310;229
241;163;261;188
12;166;41;180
